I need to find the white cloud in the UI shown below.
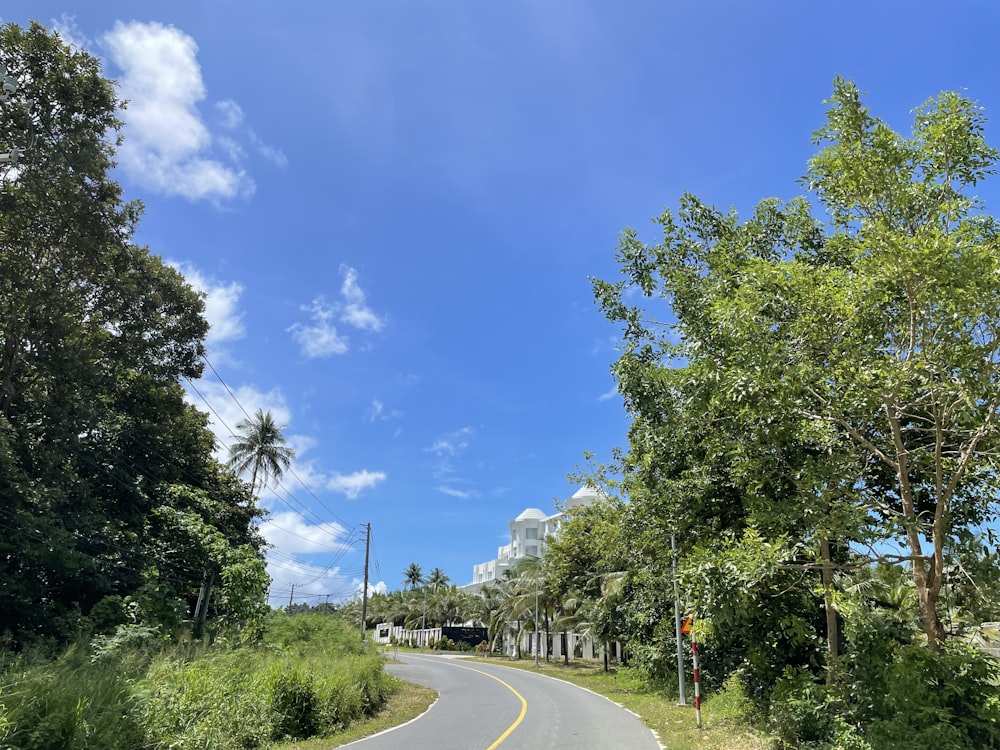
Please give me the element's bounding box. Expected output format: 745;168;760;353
103;21;253;201
597;385;618;402
327;470;387;499
437;486;473;499
339;265;385;332
216;99;244;129
426;426;475;457
289;297;349;357
289;266;385;358
262;511;349;554
171;262;246;349
362;579;388;596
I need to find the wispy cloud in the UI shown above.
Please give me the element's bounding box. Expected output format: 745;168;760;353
425;427;476;481
327;470;387;499
216;99;288;167
215;99;244;129
367;398;403;422
426;426;474;457
289;266;385;358
289;297;349;357
437;486;473;499
339;265;385;332
597;385;618;402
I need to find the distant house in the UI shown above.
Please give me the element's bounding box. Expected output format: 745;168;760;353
371;485;609;660
465;485;602;592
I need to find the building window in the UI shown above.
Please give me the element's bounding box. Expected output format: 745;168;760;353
526;527;537;540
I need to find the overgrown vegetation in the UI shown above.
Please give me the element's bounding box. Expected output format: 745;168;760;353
0;613;398;750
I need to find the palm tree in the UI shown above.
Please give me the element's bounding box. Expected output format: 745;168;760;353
403;562;425;590
227;409;295;496
427;567;450;591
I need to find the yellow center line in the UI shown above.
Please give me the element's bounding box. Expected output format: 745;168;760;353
408;655;528;749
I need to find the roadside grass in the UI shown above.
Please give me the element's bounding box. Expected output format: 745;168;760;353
462;656;772;750
273;682;436;750
0;617;414;750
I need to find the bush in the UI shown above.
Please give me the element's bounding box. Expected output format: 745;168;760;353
768;666;834;747
262;612;361;656
269;666;319;740
862;643;1000;750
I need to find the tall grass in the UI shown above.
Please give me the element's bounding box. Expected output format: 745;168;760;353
0;646;144;750
0;613;398;750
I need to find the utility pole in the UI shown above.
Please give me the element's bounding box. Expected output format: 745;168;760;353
534;569;540;667
361;523;371;644
672;532;687;705
288;583;295;609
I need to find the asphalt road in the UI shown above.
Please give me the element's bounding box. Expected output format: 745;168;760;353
343;652;661;750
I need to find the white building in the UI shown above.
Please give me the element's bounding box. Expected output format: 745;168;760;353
467;485;602;590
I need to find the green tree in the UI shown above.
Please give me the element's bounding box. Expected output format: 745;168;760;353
0;22;236;648
402;562;424;590
595;78;1000;653
426;567;450;590
226;409;295;497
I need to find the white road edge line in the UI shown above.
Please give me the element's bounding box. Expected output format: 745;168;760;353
337;691;441;747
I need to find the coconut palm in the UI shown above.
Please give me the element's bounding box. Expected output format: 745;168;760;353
403;562;425;590
427;567;450;591
227;408;295;496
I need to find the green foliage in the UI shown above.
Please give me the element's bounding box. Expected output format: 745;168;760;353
0;646;145;750
0;21;268;650
1;610;398;749
768;667;835;747
589;77;1000;745
858;643;1000;750
226;409;295;497
269;666;320;740
263;612;363;656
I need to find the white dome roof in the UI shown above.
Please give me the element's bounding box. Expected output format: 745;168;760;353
514;507;548;522
565;485;602;509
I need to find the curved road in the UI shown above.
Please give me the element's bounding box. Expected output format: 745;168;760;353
345;653;661;750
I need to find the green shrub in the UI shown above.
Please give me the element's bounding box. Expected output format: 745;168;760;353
768;666;834;747
268;666;320;740
862;642;1000;750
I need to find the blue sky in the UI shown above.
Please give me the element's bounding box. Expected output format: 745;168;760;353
5;1;1000;606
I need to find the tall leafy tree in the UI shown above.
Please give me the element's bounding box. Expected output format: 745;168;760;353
594;78;1000;657
0;22;219;646
226;409;295;497
0;22;266;647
